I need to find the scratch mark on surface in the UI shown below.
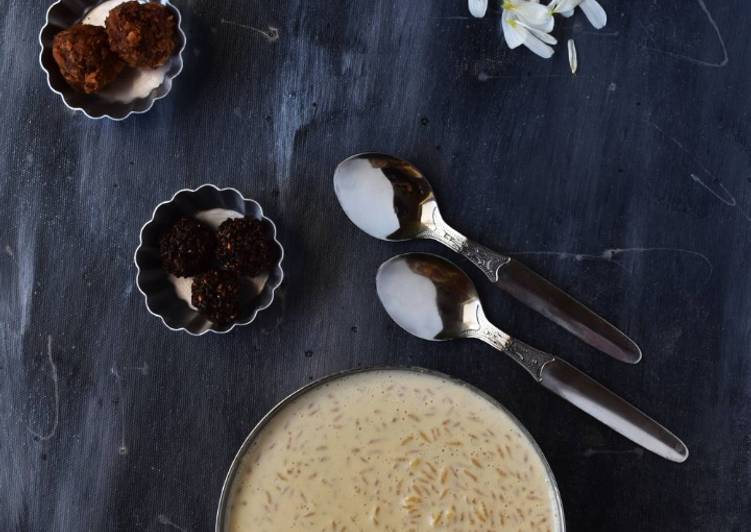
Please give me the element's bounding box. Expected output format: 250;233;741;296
150;465;194;492
260;289;286;335
509;247;713;278
157;514;188;532
510;249;627;272
27;335;59;441
579;30;620;38
220;19;279;42
644;0;728;68
16;220;37;335
689;173;736;206
649;121;751;222
583;447;644;458
261;317;285;335
121;283;133;300
123;362;149;375
110;365;128;456
477;72;591;82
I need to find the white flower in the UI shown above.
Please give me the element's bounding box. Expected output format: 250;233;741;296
548;0;607;29
469;0;608;66
501;0;557;58
468;0;488;18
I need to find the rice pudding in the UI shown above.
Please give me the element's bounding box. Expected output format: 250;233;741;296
223;370;562;531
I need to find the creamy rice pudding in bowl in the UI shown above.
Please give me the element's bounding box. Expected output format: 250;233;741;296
216;368;564;532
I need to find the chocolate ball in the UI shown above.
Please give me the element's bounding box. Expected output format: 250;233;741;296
191;270;241;324
159;217;216;277
216;218;277;277
105;1;177;68
52;24;125;93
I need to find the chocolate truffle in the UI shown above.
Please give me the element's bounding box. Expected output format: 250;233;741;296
52;24;125;93
105;1;177;68
191;270;241;324
159;217;216;277
216;218;277;277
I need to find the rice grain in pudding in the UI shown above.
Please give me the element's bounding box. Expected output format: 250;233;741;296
224;370;562;531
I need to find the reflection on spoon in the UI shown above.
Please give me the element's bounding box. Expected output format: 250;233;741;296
333;157;400;238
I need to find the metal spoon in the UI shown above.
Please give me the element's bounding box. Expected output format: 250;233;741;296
334;152;641;364
376;252;688;463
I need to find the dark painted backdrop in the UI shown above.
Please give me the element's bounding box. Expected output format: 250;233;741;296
1;1;749;530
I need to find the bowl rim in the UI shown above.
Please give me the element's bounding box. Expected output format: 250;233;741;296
134;183;285;336
38;0;187;121
214;366;566;532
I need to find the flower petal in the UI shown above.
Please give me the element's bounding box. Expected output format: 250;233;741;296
519;21;558;45
568;38;578;73
514;2;552;26
502;13;527;49
580;0;607;29
552;0;581;13
468;0;488;18
529;13;555;32
523;32;555;58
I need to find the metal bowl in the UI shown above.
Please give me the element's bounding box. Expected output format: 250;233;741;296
134;184;285;335
39;0;186;120
215;366;565;531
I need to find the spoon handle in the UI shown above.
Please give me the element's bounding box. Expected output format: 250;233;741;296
478;327;554;380
478;329;688;462
538;358;689;463
426;216;511;281
428;215;641;364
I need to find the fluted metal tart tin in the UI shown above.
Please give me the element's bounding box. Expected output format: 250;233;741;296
39;0;186;120
215;366;565;532
134;184;285;335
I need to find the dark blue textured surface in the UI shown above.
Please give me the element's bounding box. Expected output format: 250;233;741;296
1;1;749;530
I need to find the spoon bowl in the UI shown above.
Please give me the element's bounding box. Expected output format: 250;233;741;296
334;153;438;241
376;253;483;341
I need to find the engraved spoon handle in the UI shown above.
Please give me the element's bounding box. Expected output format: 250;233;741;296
475;325;688;462
474;323;554;380
425;209;641;364
426;215;510;282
